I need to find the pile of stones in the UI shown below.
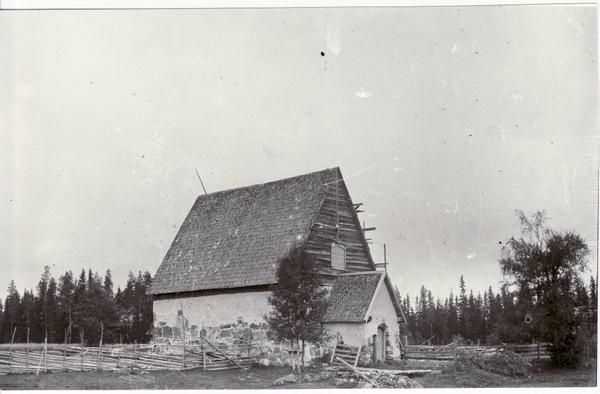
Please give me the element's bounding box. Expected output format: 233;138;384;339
458;348;531;377
331;369;423;389
272;370;332;386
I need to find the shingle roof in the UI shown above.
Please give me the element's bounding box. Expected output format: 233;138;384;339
322;272;384;323
148;168;341;295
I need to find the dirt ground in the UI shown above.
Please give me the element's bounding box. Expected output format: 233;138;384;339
416;365;597;388
0;362;596;389
405;358;597;388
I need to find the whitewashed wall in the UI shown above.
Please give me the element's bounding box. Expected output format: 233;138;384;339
322;322;366;347
322;281;401;359
153;290;273;328
364;283;401;357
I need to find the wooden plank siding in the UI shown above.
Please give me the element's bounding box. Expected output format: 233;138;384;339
304;180;375;277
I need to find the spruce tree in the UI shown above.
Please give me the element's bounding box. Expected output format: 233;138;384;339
35;266;51;341
73;269;87;341
458;276;467;338
3;281;21;343
101;270;119;342
20;290;36;342
46;278;58;342
267;246;328;367
446;290;459;341
57;271;75;343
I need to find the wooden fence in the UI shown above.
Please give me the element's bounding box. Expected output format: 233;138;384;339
0;339;257;375
403;342;550;361
507;343;550;360
329;342;362;367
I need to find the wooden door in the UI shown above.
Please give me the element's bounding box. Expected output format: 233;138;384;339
376;326;386;362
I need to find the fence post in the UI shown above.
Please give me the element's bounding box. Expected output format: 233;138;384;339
537;342;540;360
80;332;84;371
64;329;68;372
44;335;48;373
36;342;44;376
453;340;458;369
329;338;338;364
134;341;138;368
181;302;186;368
9;326;16;374
98;323;104;371
26;327;30;373
202;339;206;371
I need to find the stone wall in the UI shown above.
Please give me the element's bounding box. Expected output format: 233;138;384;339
152;316;323;366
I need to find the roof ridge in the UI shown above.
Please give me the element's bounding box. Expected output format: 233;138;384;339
193;167;340;200
149;166;345;295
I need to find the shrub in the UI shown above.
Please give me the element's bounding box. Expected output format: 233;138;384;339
549;332;584;368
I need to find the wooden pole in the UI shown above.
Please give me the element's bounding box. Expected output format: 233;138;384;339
453;340;458;369
336;356;378;387
204;338;243;369
383;243;387;272
36;342;44;376
195;168;208;195
44;335;48;373
64;328;68;372
134;340;138;368
98;323;104;371
9;326;16;374
118;335;123;368
181;302;186;368
202;339;206;371
80;331;84;371
354;345;362;367
26;327;30;373
330;339;338;364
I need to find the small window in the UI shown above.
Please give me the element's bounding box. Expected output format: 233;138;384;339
331;243;346;270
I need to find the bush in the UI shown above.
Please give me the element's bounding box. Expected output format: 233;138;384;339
549;332;584;368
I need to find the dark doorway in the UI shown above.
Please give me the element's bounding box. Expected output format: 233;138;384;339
372;324;387;363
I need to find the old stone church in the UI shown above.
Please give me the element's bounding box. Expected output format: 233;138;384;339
148;167;405;362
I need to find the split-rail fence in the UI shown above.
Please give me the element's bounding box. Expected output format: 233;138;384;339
403;342;550;362
0;339;256;375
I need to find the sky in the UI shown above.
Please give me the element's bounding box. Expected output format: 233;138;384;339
1;5;598;300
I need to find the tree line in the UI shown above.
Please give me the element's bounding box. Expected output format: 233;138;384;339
396;274;597;346
398;210;597;367
0;267;154;345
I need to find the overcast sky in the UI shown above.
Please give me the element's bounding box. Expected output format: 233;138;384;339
1;5;598;300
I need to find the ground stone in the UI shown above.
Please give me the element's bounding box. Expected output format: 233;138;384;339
273;373;298;386
301;373;318;382
333;377;352;386
318;370;332;380
257;358;270;366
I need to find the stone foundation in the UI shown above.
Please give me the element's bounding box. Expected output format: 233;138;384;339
152;317;324;366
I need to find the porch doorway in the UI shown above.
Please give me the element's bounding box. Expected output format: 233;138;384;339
372;324;387;363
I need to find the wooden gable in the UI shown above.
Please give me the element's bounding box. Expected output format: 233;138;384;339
303;169;375;280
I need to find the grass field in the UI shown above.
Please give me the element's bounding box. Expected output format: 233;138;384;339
0;362;596;389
